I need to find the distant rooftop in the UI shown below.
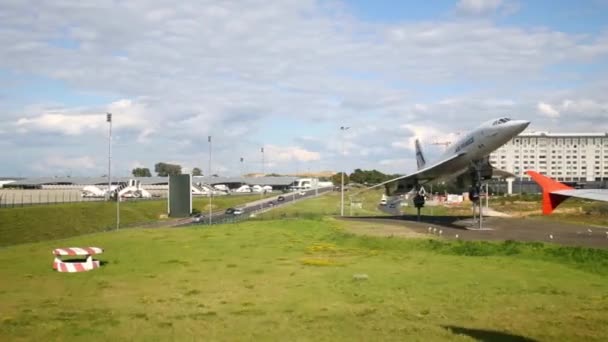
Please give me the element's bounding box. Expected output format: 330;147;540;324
6;176;300;188
519;132;608;137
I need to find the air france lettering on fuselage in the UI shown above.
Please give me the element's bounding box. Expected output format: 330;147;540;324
454;136;475;154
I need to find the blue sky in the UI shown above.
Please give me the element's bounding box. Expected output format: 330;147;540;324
347;0;608;33
0;0;607;177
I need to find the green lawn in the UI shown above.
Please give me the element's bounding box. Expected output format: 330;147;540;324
260;189;387;220
1;219;607;341
0;194;269;247
2;190;608;340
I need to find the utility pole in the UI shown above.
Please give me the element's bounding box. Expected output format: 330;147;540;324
107;113;112;200
208;136;212;225
340;126;350;216
260;147;265;203
240;157;244;177
486;183;489;209
107;113;119;230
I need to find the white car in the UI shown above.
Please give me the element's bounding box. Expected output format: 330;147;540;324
233;208;244;215
192;213;204;223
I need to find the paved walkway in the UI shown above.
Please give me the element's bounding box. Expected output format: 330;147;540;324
341;215;608;249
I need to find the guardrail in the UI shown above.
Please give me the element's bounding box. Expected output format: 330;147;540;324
0;189;299;209
0;191;166;208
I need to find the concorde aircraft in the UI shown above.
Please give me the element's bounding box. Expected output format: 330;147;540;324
364;117;530;202
526;170;608;215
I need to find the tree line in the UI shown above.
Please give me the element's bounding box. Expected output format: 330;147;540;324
330;169;402;186
131;163;202;177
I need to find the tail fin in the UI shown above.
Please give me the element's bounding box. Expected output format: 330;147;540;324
526;170;573;215
415;139;426;170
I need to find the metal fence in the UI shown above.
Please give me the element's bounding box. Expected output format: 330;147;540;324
0;190;166;208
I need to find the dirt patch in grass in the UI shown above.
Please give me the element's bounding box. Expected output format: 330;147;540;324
341;221;428;239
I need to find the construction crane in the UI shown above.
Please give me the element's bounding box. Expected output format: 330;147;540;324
431;140;452;151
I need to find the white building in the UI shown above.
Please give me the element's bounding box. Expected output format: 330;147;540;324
490;132;608;182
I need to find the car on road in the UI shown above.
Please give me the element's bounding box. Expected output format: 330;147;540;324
277;196;285;202
388;203;397;208
226;207;244;215
192;213;204;223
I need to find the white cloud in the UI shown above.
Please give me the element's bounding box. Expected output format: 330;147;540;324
379;158;412;167
15;99;151;135
456;0;515;15
31;155;97;173
264;145;321;163
537;102;560;118
16;113;101;135
0;1;607;176
395;124;462;152
560;98;608;115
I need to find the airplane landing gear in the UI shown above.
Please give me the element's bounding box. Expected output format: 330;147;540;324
413;184;426;221
468;161;488;230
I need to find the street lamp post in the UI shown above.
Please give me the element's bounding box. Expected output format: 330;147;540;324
208;136;212;225
106;113;119;230
106;113;112;200
240;157;244;177
340;126;350;216
261;147;265;202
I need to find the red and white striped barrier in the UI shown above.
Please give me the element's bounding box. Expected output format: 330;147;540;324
53;247;103;256
52;247;103;273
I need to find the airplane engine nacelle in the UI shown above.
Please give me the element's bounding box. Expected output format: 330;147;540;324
472;157;494;180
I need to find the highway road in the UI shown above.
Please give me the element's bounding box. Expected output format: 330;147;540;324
183;187;333;226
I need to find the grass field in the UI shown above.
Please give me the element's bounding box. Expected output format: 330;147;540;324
1;219;607;341
2;191;608;340
260;189;386;220
0;194;270;247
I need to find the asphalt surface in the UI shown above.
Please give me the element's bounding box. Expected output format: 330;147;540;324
182;187;333;226
342;202;608;249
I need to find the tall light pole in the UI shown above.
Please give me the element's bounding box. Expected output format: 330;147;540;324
208;135;212;225
107;113;119;230
261;147;265;176
340;126;350;216
240;157;244;177
261;147;265;201
106;113;112;200
519;143;523;195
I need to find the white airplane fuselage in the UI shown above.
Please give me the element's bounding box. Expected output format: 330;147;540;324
355;118;531;197
420;118;530;183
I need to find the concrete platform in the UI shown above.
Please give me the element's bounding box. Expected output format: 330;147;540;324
341;215;608;249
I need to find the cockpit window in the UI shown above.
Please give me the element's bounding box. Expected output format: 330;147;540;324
492;117;511;126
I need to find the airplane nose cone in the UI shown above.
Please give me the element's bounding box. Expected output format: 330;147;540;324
510;120;530;134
